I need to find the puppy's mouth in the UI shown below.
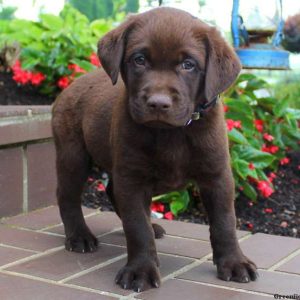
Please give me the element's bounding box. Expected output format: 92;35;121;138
129;99;192;128
144;120;176;129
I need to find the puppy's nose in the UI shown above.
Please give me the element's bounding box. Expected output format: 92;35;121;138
146;94;172;112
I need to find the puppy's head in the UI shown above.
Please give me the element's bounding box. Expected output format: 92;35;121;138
98;7;241;128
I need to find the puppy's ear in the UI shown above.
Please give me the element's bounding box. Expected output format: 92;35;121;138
97;16;135;85
204;28;241;101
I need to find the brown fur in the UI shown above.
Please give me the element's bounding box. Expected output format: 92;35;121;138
52;7;257;292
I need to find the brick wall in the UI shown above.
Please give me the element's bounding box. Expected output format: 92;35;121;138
0;106;57;218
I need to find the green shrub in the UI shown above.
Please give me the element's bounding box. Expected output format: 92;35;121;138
225;73;300;200
1;4;114;95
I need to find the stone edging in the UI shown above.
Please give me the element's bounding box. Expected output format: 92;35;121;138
0;105;56;218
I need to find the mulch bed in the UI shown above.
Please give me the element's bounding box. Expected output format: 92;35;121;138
81;152;300;238
177;151;300;238
0;71;54;105
1;70;299;238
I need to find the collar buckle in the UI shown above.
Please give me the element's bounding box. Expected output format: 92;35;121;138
191;112;201;121
185;95;219;127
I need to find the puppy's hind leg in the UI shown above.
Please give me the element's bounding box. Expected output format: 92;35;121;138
106;180;165;239
152;223;166;239
55;140;98;253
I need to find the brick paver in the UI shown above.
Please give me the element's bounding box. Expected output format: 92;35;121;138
1;205;299;299
68;254;194;296
177;261;300;295
45;211;122;237
276;252;300;275
0;245;36;267
239;233;300;269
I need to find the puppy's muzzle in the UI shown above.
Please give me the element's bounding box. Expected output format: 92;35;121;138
146;94;172;114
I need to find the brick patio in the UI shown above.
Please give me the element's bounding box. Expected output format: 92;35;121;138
0;206;299;299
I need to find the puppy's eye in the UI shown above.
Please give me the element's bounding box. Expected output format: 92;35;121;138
182;59;196;70
134;54;146;66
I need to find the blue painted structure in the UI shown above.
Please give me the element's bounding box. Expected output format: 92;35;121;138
231;0;290;70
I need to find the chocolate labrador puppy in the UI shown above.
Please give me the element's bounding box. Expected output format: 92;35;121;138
52;7;257;292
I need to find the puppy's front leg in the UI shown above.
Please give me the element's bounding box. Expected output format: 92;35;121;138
198;166;258;283
113;173;160;292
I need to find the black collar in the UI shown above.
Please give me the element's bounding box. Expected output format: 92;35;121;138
185;95;219;126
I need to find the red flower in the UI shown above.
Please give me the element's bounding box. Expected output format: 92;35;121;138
226;119;242;131
297;165;300;170
248;162;255;170
261;144;279;154
30;72;46;86
164;211;174;220
151;202;165;213
13;69;32;85
96;183;106;192
90;53;101;67
268;172;277;183
263;133;274;142
68;64;86;74
11;60;31;85
254;119;264;132
11;60;45;86
87;177;94;182
270;145;279;154
246;222;254;230
12;60;21;72
57;76;70;89
264;208;273;213
223;105;229;113
280;157;290;165
257;180;274;198
226;119;235;131
233;120;242;129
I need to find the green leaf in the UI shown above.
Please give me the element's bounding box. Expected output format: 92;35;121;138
240;181;257;201
70;58;96;72
21;57;40;69
256;169;269;181
152;190;190;216
232;145;275;168
40;14;63;31
256;96;277;108
152;191;180;203
228;128;249;145
284;125;300;140
246;77;268;91
269;122;285;148
169;190;190;216
237;73;257;83
0;20;9;34
232;159;258;180
273;98;289;117
286;108;300;120
90;19;113;37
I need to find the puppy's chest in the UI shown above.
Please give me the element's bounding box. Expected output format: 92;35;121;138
151;142;190;194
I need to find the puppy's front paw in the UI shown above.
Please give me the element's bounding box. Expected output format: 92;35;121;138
115;258;161;292
65;227;98;253
216;254;258;283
